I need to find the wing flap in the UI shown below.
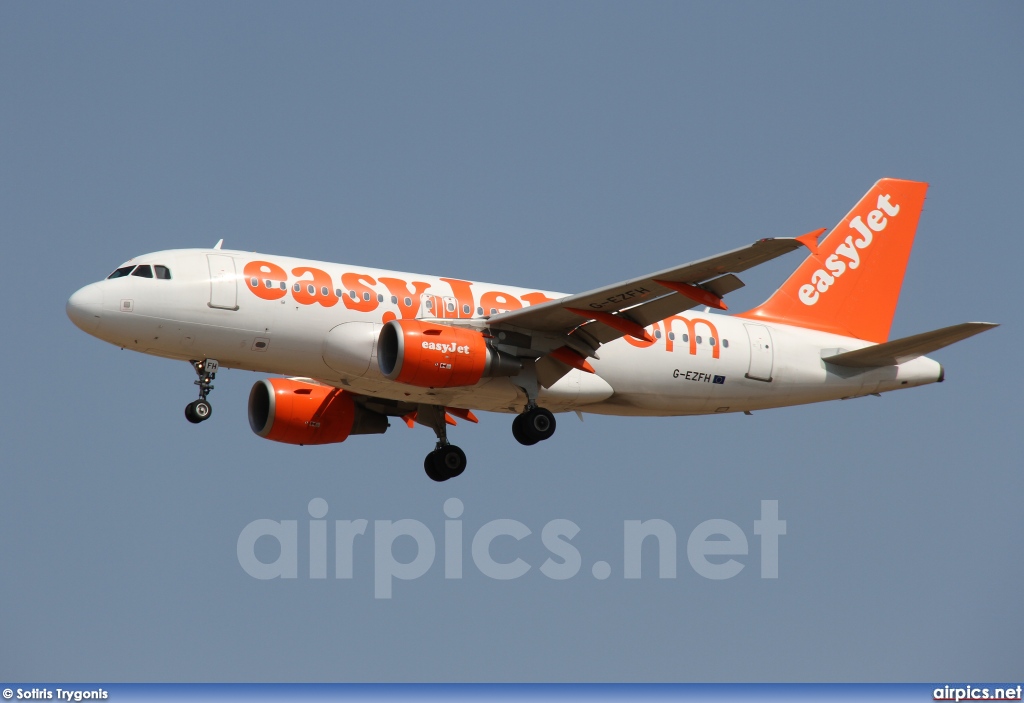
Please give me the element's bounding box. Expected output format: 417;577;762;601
822;322;998;368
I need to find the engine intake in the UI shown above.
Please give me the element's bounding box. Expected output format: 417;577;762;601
377;319;521;388
248;378;388;445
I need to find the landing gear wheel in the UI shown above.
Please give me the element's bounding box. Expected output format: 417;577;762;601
418;405;468;481
424;444;467;482
193;399;212;421
424;452;448;482
437;445;467;479
520;407;556;443
512;414;538;446
185;399;212;424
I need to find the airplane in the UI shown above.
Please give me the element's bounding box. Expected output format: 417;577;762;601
66;178;997;481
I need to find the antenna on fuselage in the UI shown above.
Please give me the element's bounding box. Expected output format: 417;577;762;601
213;239;224;250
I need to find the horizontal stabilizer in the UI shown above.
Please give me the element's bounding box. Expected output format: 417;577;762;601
822;322;998;368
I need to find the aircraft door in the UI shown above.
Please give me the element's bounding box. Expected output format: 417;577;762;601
744;323;774;382
440;296;458;318
207;254;239;310
418;294;460;319
417;293;434;318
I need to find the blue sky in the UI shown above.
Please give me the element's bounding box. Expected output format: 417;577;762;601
1;1;1021;682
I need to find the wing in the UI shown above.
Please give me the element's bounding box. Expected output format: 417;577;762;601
486;234;819;385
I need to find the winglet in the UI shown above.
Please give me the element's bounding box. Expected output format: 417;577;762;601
213;239;224;250
795;228;825;256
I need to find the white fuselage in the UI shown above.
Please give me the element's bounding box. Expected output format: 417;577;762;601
67;248;943;417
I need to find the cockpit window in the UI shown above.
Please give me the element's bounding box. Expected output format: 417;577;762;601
131;265;154;278
154;265;172;279
107;265;136;279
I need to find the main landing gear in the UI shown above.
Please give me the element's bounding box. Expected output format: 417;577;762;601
510;367;557;446
184;359;218;424
418;405;468;483
425;444;467;483
512;405;556;446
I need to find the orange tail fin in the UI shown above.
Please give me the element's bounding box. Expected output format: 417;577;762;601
738;178;928;343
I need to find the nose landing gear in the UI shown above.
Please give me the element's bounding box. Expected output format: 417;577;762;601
184;359;218;424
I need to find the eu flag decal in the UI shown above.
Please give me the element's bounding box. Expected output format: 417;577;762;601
713;375;726;384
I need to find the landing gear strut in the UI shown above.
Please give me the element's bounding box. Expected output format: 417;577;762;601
185;359;218;424
418;405;468;482
513;405;556;445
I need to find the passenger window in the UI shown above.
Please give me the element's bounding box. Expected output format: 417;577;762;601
709;337;716;346
107;265;135;279
391;296;398;304
404;297;412;307
335;288;343;298
293;283;301;292
682;334;689;343
154;265;172;279
696;336;702;345
463;304;471;315
363;292;371;302
654;330;662;339
446;302;455;313
279;282;286;290
722;339;729;348
476;307;484;316
321;286;330;296
131;265;153;278
377;294;384;303
307;284;315;295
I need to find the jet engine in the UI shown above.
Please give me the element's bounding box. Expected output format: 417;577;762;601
377;319;521;388
248;378;388;445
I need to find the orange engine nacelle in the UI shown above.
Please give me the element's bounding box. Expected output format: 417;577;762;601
377;319;521;388
248;378;388;445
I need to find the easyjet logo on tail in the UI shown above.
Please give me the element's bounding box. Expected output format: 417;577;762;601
798;193;901;306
